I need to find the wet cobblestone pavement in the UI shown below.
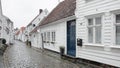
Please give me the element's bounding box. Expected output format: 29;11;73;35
4;40;81;68
0;55;4;68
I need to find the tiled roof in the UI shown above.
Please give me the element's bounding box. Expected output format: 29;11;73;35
30;26;39;34
30;0;76;33
27;15;39;27
15;30;20;35
21;27;25;32
40;0;76;26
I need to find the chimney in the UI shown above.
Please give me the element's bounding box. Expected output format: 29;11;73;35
39;9;43;14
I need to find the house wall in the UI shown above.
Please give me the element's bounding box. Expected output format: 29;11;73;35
76;0;120;67
31;32;42;48
40;21;67;53
0;16;14;44
26;9;48;42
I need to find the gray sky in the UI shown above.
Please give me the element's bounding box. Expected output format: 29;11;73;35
1;0;63;28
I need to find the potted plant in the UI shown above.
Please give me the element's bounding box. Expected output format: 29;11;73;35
59;46;65;57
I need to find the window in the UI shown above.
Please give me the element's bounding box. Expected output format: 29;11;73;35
115;14;120;45
47;32;50;41
52;32;56;42
88;17;102;44
44;32;46;41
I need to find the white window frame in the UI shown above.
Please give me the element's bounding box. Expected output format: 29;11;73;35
114;14;120;46
43;32;46;42
47;32;50;42
87;17;102;44
51;31;56;42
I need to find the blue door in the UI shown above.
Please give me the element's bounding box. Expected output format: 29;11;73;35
67;20;76;57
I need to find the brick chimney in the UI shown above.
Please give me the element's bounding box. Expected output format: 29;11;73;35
39;9;43;14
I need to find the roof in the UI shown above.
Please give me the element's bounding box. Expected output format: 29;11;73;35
19;27;25;33
15;30;20;35
30;26;39;34
39;0;76;26
30;0;76;33
27;15;39;27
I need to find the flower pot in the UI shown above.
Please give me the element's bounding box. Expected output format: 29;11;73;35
59;46;65;56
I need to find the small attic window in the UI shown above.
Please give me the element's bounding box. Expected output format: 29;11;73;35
85;0;94;2
33;24;36;27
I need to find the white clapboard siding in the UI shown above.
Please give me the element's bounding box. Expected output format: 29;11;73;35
76;0;120;67
40;21;67;53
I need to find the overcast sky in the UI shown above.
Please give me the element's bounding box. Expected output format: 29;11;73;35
1;0;63;29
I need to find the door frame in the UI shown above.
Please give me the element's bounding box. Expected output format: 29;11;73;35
66;19;76;57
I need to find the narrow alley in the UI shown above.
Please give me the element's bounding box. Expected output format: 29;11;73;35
4;40;80;68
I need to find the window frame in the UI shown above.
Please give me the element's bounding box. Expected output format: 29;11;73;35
114;14;120;46
43;32;46;42
51;31;56;42
87;16;102;44
47;32;50;42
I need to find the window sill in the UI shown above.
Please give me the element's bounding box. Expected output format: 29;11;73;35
84;43;120;49
110;45;120;49
84;43;104;47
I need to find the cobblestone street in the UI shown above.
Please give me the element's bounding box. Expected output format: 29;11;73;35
0;55;4;68
3;40;81;68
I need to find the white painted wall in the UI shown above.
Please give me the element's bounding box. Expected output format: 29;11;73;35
40;21;67;53
76;0;120;67
31;32;41;48
26;9;48;42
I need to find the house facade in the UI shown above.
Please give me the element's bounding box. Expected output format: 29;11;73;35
30;27;41;48
0;0;14;44
14;27;25;42
76;0;120;67
26;9;48;48
38;0;76;56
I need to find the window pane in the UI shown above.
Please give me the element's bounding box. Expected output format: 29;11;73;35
47;32;50;41
116;26;120;45
116;14;120;23
44;32;46;41
52;32;55;41
88;19;93;25
95;17;101;25
88;27;93;43
95;26;101;43
53;32;56;41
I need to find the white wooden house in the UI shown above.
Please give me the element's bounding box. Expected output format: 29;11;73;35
26;9;48;48
0;0;14;44
30;27;41;48
76;0;120;67
37;0;76;56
